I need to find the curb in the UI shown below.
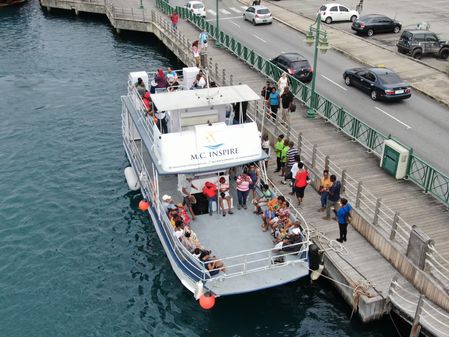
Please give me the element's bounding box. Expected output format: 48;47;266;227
237;0;449;108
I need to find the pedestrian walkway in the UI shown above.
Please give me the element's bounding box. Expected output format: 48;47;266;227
238;0;449;107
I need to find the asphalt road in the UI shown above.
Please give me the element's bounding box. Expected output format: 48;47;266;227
176;0;449;172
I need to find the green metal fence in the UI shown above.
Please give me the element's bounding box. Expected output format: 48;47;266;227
155;0;449;206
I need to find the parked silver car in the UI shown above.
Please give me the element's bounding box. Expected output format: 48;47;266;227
243;5;273;25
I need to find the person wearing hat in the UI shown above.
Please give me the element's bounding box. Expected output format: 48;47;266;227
162;195;176;214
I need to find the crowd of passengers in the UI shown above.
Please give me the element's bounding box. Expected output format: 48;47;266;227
134;67;214;134
160;163;305;276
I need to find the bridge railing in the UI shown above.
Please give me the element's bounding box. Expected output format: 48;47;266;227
154;0;449;209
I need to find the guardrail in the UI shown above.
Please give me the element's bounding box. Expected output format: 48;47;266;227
389;278;449;337
155;0;449;208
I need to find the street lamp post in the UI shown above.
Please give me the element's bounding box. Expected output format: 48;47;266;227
305;13;329;118
139;0;143;10
215;0;221;48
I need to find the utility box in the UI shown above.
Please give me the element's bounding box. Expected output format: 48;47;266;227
380;139;409;179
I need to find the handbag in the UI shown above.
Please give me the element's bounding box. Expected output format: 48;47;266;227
289;103;296;112
189;195;197;204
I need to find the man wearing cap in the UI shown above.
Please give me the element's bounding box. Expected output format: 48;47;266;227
180;175;197;220
162;195;176;214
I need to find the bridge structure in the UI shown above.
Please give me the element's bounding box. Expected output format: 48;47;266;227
39;0;449;335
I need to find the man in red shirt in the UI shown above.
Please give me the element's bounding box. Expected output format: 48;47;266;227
203;182;218;216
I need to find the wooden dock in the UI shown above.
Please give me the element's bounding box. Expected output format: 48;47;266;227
39;0;449;334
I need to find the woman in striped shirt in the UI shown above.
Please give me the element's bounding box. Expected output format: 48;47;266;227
236;171;253;210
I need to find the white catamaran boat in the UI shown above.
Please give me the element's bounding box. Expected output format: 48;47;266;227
121;67;312;305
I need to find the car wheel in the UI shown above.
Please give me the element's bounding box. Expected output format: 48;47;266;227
325;17;332;24
440;48;449;60
252;19;256;26
393;26;400;33
344;75;351;86
350;15;357;22
412;49;422;59
367;29;374;37
370;90;378;101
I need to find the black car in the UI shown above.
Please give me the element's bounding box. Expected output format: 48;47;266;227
397;30;449;59
343;67;411;101
352;14;401;37
270;53;313;83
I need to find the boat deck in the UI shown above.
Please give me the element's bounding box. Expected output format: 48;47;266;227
153;167;309;296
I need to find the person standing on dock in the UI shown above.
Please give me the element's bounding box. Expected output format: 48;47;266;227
335;198;352;243
294;162;310;206
318;169;332;212
274;134;285;173
192;40;201;68
322;175;341;220
199;31;208;51
171;11;179;32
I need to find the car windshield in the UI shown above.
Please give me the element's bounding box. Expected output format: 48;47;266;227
377;72;402;84
193;4;203;8
319;5;327;10
257;9;270;14
291;60;310;69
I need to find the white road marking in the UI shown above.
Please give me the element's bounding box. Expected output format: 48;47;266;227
229;7;241;13
207;9;216;16
375;106;412;129
321;74;347;91
281;50;286;54
253;34;267;43
220;9;231;14
230;20;241;28
206;16;243;22
240;6;248;10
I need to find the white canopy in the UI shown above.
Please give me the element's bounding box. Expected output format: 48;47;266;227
151;85;260;111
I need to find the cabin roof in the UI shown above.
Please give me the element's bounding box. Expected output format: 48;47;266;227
151;85;260;111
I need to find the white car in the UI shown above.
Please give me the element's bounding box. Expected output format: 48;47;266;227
243;5;273;25
319;3;359;24
186;1;206;18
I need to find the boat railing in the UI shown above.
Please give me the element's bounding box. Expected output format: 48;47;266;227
122;132;209;282
205;241;310;280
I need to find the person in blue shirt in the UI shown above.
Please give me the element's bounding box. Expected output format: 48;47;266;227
335;198;352;243
269;87;280;121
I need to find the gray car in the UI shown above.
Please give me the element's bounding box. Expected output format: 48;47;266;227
397;30;449;60
243;5;273;25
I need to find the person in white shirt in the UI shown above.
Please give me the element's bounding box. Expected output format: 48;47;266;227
288;155;302;195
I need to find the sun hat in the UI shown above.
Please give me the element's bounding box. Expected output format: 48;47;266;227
162;195;172;201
